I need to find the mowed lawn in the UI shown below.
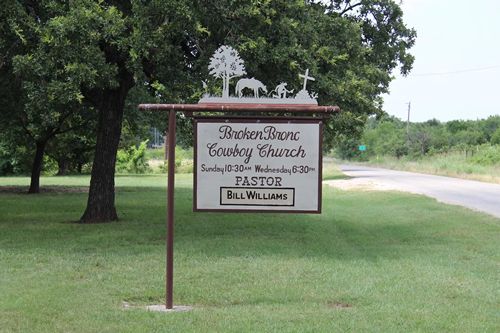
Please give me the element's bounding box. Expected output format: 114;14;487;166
0;174;499;332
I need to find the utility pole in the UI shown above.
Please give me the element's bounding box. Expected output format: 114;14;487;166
406;101;411;139
405;101;412;149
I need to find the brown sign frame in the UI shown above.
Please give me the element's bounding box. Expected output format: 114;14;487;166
193;117;323;214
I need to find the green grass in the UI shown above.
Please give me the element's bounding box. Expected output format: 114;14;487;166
323;158;351;181
145;147;166;161
0;174;499;332
362;151;500;184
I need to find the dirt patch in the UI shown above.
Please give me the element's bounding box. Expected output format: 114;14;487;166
327;301;352;309
324;178;399;191
0;186;89;194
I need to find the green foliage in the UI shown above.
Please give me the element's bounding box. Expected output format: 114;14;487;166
0;134;33;175
335;137;365;160
322;159;351;180
446;119;468;134
1;1;416;212
451;129;486;146
174;146;194;173
41;155;58;176
360;151;500;183
344;115;500;163
343;115;500;182
480;115;500;141
491;128;500;145
121;85;162;149
45;129;96;175
0;0;100;188
192;0;415;144
175;146;194;161
145;148;165;161
470;145;500;165
0;142;15;175
363;118;407;157
159;146;194;174
4;1;100;139
1;0;197;195
116;140;151;174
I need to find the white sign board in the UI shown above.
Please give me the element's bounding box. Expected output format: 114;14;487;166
194;119;322;212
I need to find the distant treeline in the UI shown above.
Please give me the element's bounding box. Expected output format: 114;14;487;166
336;115;500;164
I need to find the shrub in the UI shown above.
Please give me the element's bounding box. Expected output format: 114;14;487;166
145;148;165;160
41;155;58;176
116;140;151;173
491;128;500;145
0;143;14;175
158;146;194;173
470;145;500;165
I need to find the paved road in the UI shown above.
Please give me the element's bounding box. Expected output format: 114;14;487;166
335;164;500;219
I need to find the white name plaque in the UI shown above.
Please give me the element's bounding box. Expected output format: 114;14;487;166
194;119;322;213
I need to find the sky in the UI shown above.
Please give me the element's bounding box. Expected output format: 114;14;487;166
382;0;500;122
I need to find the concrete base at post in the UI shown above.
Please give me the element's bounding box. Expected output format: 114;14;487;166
145;305;193;313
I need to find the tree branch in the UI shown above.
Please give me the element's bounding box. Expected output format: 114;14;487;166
0;40;20;70
20;122;35;141
54;120;90;136
18;111;36;141
51;108;93;138
340;1;362;16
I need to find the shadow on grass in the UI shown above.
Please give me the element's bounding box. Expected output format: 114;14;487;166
0;185;89;194
0;185;461;263
322;174;352;181
174;188;445;261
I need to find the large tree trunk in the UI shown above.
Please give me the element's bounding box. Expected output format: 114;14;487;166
80;80;132;223
56;158;69;175
28;140;47;194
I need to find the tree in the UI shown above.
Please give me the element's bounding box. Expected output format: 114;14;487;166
4;59;95;192
193;0;415;145
0;3;30;177
2;0;415;222
2;1;197;216
0;130;33;176
1;1;98;193
491;128;500;145
363;118;407;157
45;130;96;175
79;1;198;223
479;115;500;142
446;120;468;134
208;45;246;98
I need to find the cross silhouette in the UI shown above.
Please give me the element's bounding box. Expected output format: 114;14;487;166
299;68;315;91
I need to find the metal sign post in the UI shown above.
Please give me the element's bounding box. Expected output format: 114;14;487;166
165;109;176;309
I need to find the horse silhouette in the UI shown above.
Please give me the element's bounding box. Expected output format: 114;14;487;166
235;78;267;98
